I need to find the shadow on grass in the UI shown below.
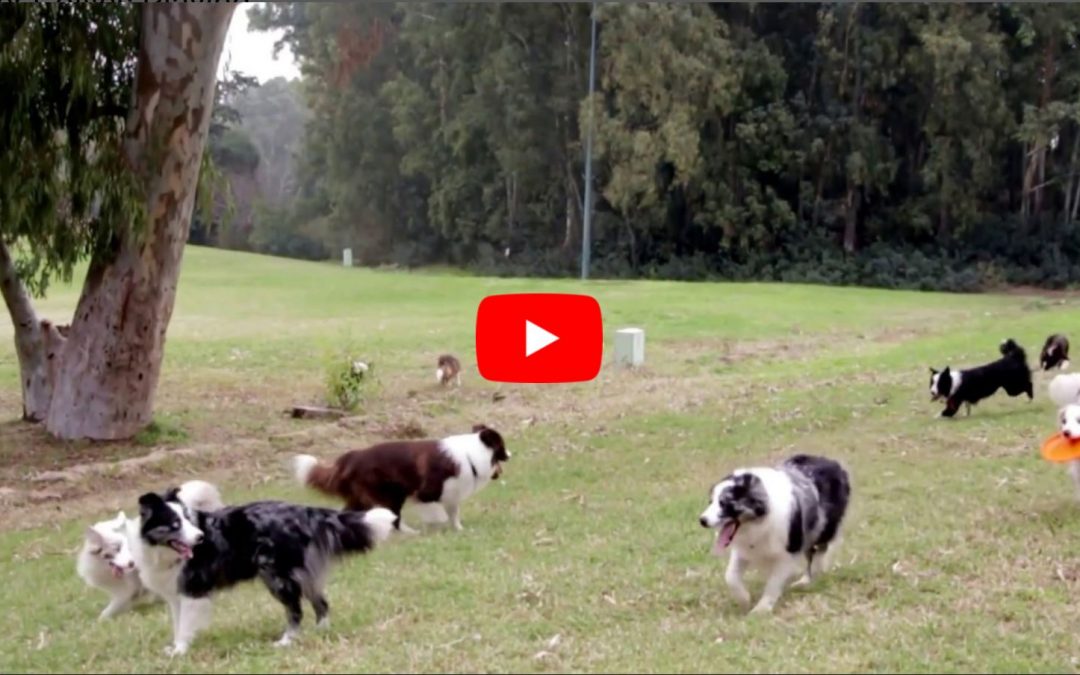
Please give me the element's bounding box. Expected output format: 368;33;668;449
933;403;1038;423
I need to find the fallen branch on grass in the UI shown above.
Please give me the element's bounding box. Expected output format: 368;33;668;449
288;405;347;420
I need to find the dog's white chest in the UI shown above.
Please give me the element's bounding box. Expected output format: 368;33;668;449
731;523;787;564
132;545;182;598
440;451;494;504
442;472;487;503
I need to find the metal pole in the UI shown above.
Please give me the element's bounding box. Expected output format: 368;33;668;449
581;0;598;280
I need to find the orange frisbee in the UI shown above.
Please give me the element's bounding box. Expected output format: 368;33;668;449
1040;432;1080;463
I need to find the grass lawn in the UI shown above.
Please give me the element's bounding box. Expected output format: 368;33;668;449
1;245;1079;673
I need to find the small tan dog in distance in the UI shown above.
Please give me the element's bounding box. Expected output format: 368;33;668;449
436;354;462;387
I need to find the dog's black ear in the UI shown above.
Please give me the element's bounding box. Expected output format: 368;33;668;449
138;492;162;520
479;428;509;462
929;367;937;374
472;423;489;433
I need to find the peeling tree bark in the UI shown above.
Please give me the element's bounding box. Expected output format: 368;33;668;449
19;4;237;440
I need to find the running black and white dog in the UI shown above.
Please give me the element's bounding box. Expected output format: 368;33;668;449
129;490;396;655
929;338;1034;417
698;454;851;615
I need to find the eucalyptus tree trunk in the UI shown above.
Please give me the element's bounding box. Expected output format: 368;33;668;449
1;4;236;440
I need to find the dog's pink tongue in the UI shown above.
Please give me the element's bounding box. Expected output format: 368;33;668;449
712;522;738;556
111;566;124;579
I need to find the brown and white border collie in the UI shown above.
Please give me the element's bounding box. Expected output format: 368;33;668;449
436;354;462;387
292;424;509;534
1041;334;1071;371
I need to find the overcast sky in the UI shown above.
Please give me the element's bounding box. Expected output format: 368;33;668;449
217;4;301;83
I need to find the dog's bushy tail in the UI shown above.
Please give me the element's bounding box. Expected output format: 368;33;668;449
293;454;342;497
315;508;396;558
174;480;225;512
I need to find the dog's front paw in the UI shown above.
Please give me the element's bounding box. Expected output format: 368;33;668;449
165;642;188;658
396;523;420;536
748;601;775;615
728;586;752;608
791;574;812;588
274;634;295;648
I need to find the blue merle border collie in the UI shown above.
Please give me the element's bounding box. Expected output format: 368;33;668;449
929;338;1034;418
698;454;851;615
129;490;396;655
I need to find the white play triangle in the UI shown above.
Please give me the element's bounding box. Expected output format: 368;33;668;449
525;319;559;358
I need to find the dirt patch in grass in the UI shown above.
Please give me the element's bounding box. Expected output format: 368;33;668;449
0;421;139;478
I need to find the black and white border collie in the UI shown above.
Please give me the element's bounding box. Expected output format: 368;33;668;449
1040;333;1071;371
929;338;1034;417
129;489;395;655
698;454;851;615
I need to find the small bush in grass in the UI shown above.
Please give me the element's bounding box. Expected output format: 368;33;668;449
325;356;379;412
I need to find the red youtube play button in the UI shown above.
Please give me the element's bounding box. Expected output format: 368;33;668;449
475;293;603;384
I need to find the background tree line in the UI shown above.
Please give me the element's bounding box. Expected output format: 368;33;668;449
207;3;1080;291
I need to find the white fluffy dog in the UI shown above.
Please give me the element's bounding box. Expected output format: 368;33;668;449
1056;404;1080;499
1048;372;1080;408
76;511;149;619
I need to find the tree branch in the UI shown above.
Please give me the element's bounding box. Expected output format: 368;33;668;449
0;239;39;332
